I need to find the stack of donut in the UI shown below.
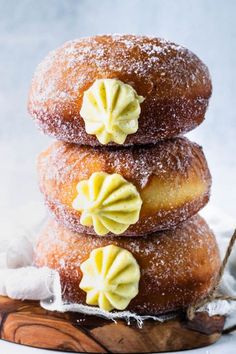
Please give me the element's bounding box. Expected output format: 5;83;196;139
29;35;220;315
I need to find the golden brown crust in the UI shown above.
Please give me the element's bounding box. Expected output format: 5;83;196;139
28;35;212;146
37;137;211;236
34;215;220;315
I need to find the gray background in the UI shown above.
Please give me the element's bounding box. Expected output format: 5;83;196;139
0;0;235;226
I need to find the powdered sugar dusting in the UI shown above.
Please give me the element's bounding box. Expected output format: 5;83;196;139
38;137;210;189
31;35;210;102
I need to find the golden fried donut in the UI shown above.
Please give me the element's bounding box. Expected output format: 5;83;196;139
34;215;220;314
28;35;212;146
37;137;211;236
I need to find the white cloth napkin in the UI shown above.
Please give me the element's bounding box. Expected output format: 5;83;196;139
0;202;235;328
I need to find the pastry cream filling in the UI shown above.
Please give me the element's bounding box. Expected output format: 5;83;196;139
79;245;140;311
80;79;144;144
72;172;142;236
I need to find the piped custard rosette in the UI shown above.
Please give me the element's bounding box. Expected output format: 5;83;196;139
80;79;144;145
79;245;140;311
72;172;142;236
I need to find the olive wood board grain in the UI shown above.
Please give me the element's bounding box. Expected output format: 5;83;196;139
0;296;225;353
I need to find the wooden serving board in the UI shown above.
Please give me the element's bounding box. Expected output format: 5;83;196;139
0;296;225;353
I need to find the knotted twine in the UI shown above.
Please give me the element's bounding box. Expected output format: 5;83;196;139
187;229;236;327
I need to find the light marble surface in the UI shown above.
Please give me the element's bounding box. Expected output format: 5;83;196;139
0;0;236;352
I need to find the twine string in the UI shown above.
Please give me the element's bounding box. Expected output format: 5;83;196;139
187;229;236;321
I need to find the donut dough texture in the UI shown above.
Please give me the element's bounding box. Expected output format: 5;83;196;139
37;137;211;236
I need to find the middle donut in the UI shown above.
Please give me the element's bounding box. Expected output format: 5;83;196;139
38;137;211;236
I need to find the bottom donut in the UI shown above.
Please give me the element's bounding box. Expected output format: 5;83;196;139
34;214;221;315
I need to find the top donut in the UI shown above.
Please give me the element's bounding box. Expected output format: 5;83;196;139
28;34;212;146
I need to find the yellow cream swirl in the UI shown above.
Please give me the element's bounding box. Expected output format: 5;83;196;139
79;245;140;311
72;172;142;236
80;79;144;144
